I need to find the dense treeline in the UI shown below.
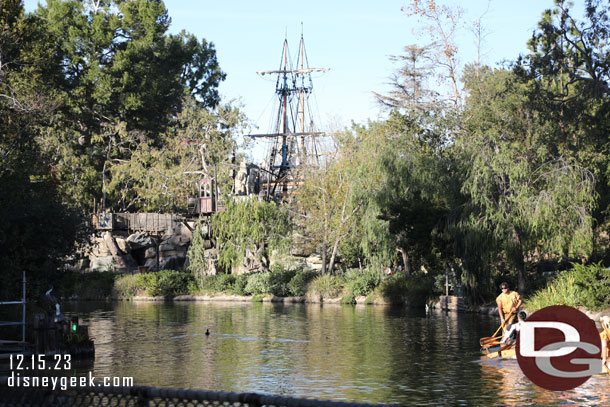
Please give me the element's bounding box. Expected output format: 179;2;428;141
289;0;610;304
0;0;242;298
3;0;610;307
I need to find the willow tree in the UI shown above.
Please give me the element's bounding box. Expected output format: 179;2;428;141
374;111;455;276
519;0;610;260
457;66;596;293
206;198;291;273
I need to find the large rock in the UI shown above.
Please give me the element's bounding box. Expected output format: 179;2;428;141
290;232;313;257
90;256;114;272
164;235;189;247
90;237;111;257
115;237;129;254
144;247;157;259
127;233;155;249
305;254;324;271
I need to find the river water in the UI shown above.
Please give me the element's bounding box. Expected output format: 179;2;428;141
5;301;610;405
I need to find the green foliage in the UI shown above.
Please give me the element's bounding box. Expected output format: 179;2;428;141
187;221;214;288
108;98;246;212
287;269;319;296
377;274;434;307
243;272;273;296
197;273;238;294
122;270;194;297
213;274;237;294
112;274;144;298
55;272;117;299
568;262;610;310
524;273;581;311
267;267;297;297
0;1;82;300
340;295;356;304
525;263;610;311
232;274;250;296
456;66;596;294
344;268;381;296
307;275;344;299
212;198;292;272
28;0;226;212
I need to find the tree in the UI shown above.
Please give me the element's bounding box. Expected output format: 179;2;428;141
107;96;246;212
456;66;596;293
375;111;454;276
209;198;291;273
519;0;610;261
401;0;465;107
33;0;225;211
0;0;80;297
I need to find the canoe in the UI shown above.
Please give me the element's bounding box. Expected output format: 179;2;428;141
483;343;515;359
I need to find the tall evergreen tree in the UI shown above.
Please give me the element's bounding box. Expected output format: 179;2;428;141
33;0;225;211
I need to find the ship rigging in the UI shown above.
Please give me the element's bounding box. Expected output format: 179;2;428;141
249;32;329;200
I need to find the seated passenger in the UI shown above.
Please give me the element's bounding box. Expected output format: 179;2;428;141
501;311;527;346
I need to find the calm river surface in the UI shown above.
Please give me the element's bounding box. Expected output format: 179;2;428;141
11;301;610;405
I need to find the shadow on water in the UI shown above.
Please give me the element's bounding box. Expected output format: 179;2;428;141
8;301;608;405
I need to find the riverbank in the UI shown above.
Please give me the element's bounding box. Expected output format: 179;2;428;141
66;293;395;305
55;269;433;307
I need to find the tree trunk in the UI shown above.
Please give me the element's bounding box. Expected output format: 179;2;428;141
398;248;411;276
321;242;327;275
328;238;341;275
512;227;526;293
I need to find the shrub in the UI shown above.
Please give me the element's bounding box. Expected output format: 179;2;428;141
307;274;344;299
524;273;579;311
525;262;610;311
155;270;194;297
571;262;610;310
131;270;194;297
232;273;250;296
344;268;381;296
288;269;319;296
268;267;297;296
113;274;145;298
244;272;273;295
198;275;218;293
340;295;356;304
59;271;118;299
213;273;236;293
372;273;435;306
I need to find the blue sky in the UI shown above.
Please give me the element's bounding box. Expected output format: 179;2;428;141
23;0;580;159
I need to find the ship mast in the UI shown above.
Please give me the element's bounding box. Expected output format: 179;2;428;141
251;31;328;200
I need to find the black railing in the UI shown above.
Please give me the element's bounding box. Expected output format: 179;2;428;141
0;380;402;407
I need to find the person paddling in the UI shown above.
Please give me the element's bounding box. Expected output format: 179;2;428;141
496;282;522;333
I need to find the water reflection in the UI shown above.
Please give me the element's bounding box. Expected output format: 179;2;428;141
17;302;605;405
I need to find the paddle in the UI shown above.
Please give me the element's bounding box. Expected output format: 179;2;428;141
481;338;502;348
479;312;514;347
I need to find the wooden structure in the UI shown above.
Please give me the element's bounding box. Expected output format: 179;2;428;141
94;212;181;233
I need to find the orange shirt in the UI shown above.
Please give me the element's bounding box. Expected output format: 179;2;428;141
496;291;520;314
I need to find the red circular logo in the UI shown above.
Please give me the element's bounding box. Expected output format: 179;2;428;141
516;305;601;391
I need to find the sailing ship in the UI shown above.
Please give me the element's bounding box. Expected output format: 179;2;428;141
249;32;329;200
